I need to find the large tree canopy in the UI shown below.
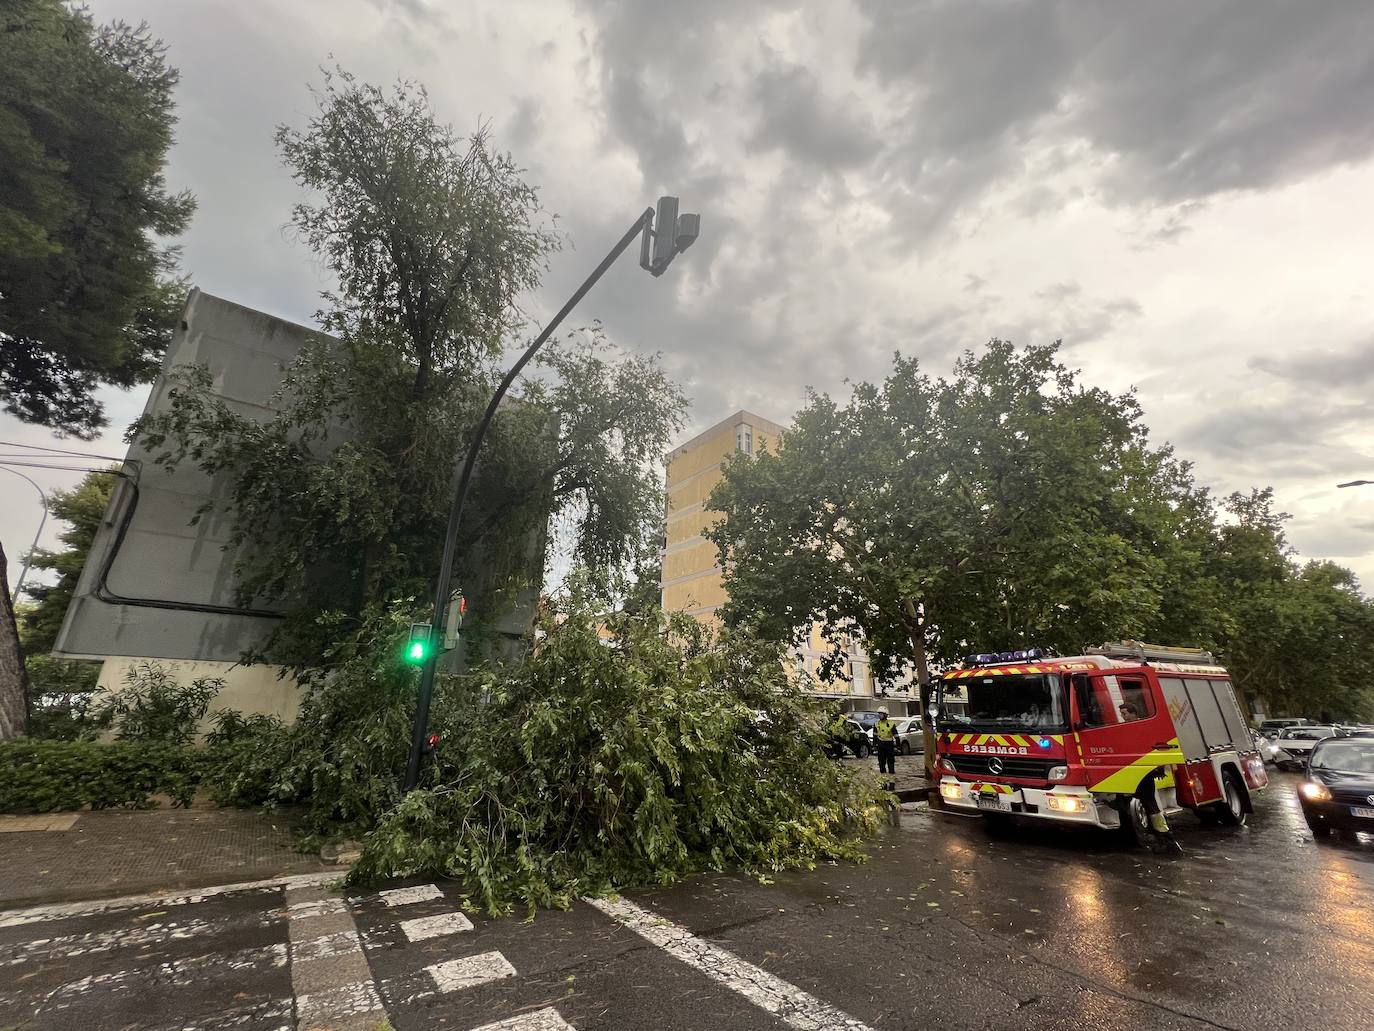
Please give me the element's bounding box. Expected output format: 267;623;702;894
706;341;1374;744
134;71;684;667
0;0;194;436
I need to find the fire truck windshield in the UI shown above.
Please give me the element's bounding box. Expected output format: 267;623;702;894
939;673;1066;731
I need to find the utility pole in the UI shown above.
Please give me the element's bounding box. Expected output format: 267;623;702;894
403;198;700;790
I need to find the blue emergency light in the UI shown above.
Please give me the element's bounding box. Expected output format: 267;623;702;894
962;647;1048;666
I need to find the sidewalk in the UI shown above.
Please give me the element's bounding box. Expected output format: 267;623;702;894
840;751;933;800
0;804;334;909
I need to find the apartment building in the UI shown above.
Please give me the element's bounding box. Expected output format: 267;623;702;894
660;410;900;709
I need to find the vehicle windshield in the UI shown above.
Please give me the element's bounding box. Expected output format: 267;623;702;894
939;673;1065;730
1311;742;1374;773
1280;726;1335;739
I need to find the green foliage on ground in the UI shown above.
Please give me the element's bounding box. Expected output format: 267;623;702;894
0;0;194;436
345;588;888;916
0;739;203;812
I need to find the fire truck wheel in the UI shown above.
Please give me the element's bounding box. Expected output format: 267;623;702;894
1215;771;1248;827
1118;796;1153;848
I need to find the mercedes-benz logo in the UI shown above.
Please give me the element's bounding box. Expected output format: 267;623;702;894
988;756;1004;775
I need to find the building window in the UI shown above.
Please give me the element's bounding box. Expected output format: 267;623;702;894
736;423;753;454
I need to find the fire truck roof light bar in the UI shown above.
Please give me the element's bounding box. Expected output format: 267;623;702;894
962;647;1049;666
1086;640;1218;664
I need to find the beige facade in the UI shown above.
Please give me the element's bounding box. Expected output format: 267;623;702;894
96;657;303;735
660;410;885;706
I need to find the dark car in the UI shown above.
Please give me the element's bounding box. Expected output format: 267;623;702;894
1297;738;1374;837
826;718;871;759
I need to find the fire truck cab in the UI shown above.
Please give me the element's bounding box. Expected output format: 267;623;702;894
934;642;1268;841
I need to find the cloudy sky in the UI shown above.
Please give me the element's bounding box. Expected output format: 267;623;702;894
4;0;1374;594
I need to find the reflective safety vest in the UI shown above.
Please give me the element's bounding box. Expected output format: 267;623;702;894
830;716;849;735
875;719;897;741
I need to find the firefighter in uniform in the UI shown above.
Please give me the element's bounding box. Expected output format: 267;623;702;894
1135;769;1184;854
874;708;898;785
827;710;851;759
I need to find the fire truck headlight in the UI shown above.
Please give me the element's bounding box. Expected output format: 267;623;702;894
1048;765;1069;782
940;783;962;800
1299;781;1332;802
938;756;956;773
1047;794;1087;813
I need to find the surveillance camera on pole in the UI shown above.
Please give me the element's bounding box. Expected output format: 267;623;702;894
640;196;701;277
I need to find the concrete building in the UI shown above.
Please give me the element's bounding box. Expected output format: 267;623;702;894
660;410;909;711
53;289;539;724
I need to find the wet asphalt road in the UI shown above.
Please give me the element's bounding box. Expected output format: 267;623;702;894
1;771;1371;1030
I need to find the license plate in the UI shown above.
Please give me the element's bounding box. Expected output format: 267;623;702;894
1351;807;1374;819
975;793;1011;812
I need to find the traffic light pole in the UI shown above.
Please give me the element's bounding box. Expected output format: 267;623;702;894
403;206;658;791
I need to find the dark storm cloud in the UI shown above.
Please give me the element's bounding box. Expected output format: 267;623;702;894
748;62;881;169
857;0;1374;219
1250;339;1374;389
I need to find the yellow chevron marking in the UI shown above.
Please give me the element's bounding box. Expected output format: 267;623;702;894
1088;739;1186;794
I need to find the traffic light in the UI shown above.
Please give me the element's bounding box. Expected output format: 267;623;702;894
405;622;433;665
442;593;466;651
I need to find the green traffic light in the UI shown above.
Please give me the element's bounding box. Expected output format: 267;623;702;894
405;623;432;665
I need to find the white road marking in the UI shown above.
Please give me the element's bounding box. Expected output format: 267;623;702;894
292;928;363;961
426;950;517;993
0;871;338;928
295;980;384;1026
4;915;271;965
588;896;874;1031
34;944;288;1009
400;911;474;941
470;1008;576;1031
286;897;347;919
378;883;444;907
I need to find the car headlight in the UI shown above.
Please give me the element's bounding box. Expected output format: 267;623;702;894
1299;781;1332;802
1048;765;1068;782
938;756;956;773
940;782;962;800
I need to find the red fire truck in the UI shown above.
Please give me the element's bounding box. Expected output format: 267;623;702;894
933;642;1268;842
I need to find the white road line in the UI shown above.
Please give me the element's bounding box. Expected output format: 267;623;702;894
4;915;272;966
0;871;338;928
286;897;347;919
295;980;384;1027
292;928;363;961
400;911;473;941
588;896;873;1031
378;883;444;907
470;1008;576;1031
426;950;517;993
31;944;288;1009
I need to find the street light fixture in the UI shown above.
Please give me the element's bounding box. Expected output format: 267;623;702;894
1337;480;1372;488
402;198;701;790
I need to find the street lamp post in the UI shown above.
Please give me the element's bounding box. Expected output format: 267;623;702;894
0;467;48;600
402;197;700;791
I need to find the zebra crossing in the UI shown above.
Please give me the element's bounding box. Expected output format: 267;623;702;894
1;871;868;1030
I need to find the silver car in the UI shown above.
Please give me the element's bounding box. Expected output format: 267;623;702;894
891;716;924;756
1273;726;1339;770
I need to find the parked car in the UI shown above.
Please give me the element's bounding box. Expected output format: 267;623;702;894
892;717;923;756
1297;737;1374;837
1273;726;1340;770
1258;717;1308;739
1251;728;1279;765
848;710;884;735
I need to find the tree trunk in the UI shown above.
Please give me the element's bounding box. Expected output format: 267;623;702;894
0;542;30;739
903;598;936;780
